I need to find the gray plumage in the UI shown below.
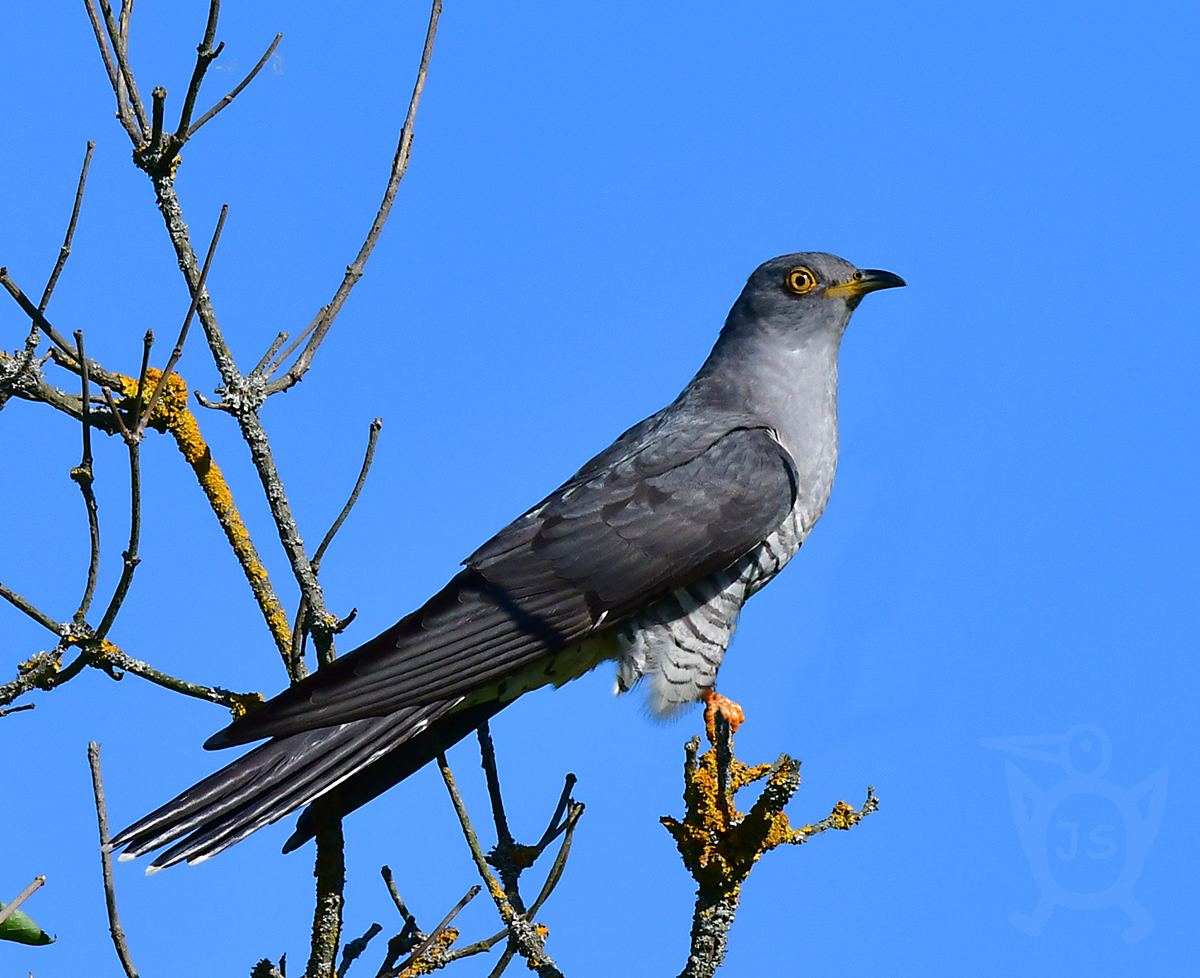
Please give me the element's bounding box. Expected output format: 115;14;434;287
112;251;904;871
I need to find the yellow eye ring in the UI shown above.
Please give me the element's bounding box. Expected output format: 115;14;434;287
785;267;816;295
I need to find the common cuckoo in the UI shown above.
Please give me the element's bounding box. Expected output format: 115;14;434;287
113;251;904;871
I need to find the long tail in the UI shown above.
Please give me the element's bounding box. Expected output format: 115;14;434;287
111;698;505;873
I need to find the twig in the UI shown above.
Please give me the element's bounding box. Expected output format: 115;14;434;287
436;752;563;978
77;638;262;714
251;330;289;376
187;32;282;138
0;702;37;718
0;580;62;635
39;141;96;311
148;86;167;156
0;267;79;359
88;742;139;978
267;0;441;394
380;866;416;926
312;418;382;574
128;330;154;439
525;802;584;920
477;722;523;910
337;921;382;978
98;0;148;134
174;0;225;139
81;0;142;142
265;311;319;379
0;875;46;927
72;331;102;622
137;203;228;435
93;435;141;641
383;886;481;978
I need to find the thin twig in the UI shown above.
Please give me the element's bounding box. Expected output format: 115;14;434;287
72;331;101;622
436;752;563;978
149;86;167;156
526;802;584;919
267;0;441;394
81;0;141;141
100;385;132;440
0;702;37;718
266;310;320;379
98;0;148;134
187;32;282;138
137;204;228;435
93;437;141;641
174;0;225;139
0;581;62;635
79;638;261;713
0;267;79;359
251;330;289;376
384;886;480;978
0;875;46;927
312;418;382;574
337;921;382;978
477;722;523;910
88;742;139;978
128;330;154;439
39;141;96;311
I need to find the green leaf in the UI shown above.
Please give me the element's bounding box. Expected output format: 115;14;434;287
0;903;56;945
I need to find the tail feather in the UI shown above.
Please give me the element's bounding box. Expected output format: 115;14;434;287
112;697;502;872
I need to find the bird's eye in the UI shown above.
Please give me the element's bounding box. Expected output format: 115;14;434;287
785;267;816;295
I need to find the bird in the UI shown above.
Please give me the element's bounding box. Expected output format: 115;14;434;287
112;251;905;872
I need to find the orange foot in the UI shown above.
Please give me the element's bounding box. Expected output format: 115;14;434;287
701;689;745;744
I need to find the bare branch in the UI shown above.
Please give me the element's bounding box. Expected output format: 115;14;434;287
148;86;167;157
174;1;225;139
186;32;282;139
81;0;142;142
267;0;442;394
0;702;37;718
137;203;228;435
382;886;480;978
39;141;96;312
98;0;148;133
0;875;46;927
0;581;61;635
0;267;79;360
312;418;382;574
306;801;345;978
72;331;102;622
337;922;382;978
436;751;563;978
251;330;289;377
88;742;139;978
93;437;140;641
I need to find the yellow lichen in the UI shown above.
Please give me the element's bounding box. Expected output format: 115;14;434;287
110;369;293;654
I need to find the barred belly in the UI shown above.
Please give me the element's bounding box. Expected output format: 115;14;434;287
613;506;808;716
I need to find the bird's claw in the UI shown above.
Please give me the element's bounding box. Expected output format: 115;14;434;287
701;689;745;744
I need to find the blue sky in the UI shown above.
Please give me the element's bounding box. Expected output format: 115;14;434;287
2;1;1197;975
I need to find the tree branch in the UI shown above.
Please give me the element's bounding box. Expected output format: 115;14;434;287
186;32;282;139
88;742;139;978
267;0;441;394
39;140;96;312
